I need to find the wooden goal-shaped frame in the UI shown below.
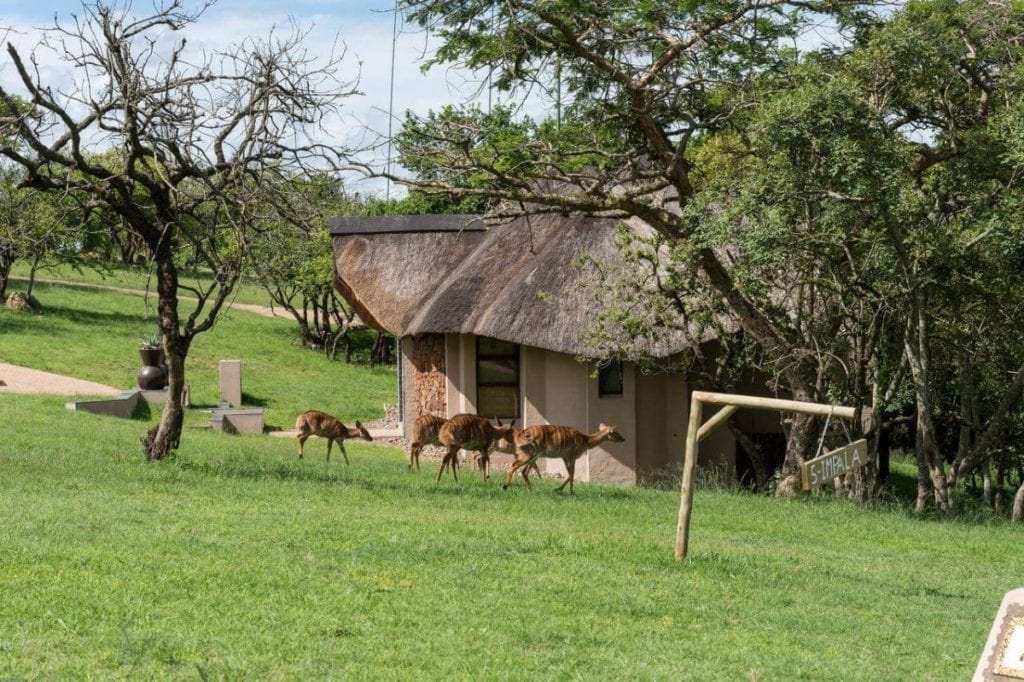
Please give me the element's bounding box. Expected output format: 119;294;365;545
675;391;864;561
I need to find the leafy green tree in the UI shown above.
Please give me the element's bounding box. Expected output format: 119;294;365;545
249;176;364;360
0;167;71;301
389;0;883;494
389;0;1024;505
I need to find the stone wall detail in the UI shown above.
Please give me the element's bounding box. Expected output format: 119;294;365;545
411;333;446;419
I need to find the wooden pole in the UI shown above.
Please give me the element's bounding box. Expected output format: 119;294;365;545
675;392;861;561
697;405;738;443
675;392;703;560
691;391;856;419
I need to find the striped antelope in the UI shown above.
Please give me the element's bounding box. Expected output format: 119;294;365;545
409;414;446;471
413;413;539;479
295;410;373;464
436;414;521;483
471;425;541;481
502;423;625;494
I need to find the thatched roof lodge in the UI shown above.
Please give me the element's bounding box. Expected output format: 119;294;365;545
330;214;780;486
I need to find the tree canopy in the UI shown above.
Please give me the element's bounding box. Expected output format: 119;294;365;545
389;0;1024;508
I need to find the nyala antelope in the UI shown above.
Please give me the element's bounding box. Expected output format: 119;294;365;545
502;423;625;494
411;413;539;479
471;424;541;481
409;414;446;471
295;410;373;464
436;414;521;483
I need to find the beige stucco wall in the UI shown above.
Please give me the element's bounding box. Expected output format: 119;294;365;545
532;348;589;481
445;334;477;418
434;333;743;486
635;372;688;475
585;361;636;486
400;337;416;441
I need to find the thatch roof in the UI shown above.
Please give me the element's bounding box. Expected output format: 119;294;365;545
330;213;705;358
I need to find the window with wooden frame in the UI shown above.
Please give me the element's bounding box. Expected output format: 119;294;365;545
598;360;624;397
476;337;520;419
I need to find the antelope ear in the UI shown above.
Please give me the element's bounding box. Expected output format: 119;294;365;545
355;421;363;428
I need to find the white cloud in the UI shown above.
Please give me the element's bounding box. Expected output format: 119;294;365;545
1;3;556;197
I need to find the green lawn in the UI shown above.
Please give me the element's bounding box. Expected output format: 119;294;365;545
0;281;393;429
0;393;1016;679
0;280;1017;679
8;260;273;306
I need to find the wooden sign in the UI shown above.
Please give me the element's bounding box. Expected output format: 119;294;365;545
800;439;869;491
976;590;1024;681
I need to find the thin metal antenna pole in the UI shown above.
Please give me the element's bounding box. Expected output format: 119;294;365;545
487;6;495;114
386;0;400;200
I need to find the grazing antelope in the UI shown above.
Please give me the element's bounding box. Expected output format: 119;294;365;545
472;427;541;480
409;414;446;471
502;423;625;494
295;410;373;464
436;414;519;483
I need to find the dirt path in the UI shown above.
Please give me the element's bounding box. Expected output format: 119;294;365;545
2;278;282;397
10;276;291;320
0;362;122;396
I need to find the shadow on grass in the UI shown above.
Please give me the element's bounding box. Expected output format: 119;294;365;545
175;457;408;494
46;305;156;327
173;455;612;503
0;310;43;334
240;392;267;407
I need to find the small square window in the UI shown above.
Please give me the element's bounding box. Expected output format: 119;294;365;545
476;336;519;419
598;360;623;396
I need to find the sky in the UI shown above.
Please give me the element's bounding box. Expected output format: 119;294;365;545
0;1;851;197
0;0;517;197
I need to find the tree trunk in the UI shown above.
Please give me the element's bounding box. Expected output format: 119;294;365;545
912;391;949;513
876;414;891;486
26;252;41;297
729;423;769;491
0;251;12;301
995;458;1006;512
903;296;950;513
144;347;185;460
693;248;824;498
914;414;931;513
371;332;390;367
144;250;188;461
777;409;817;497
1012;479;1024;521
983;461;993;508
950;360;1024;487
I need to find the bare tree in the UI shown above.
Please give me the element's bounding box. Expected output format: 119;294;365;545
0;0;358;460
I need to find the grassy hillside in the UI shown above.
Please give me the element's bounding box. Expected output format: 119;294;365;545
8;261;272;306
0;392;1017;679
0;281;393;429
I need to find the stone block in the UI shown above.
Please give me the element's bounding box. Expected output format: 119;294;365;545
210;407;264;435
975;588;1024;680
66;390;142;419
219;360;242;407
